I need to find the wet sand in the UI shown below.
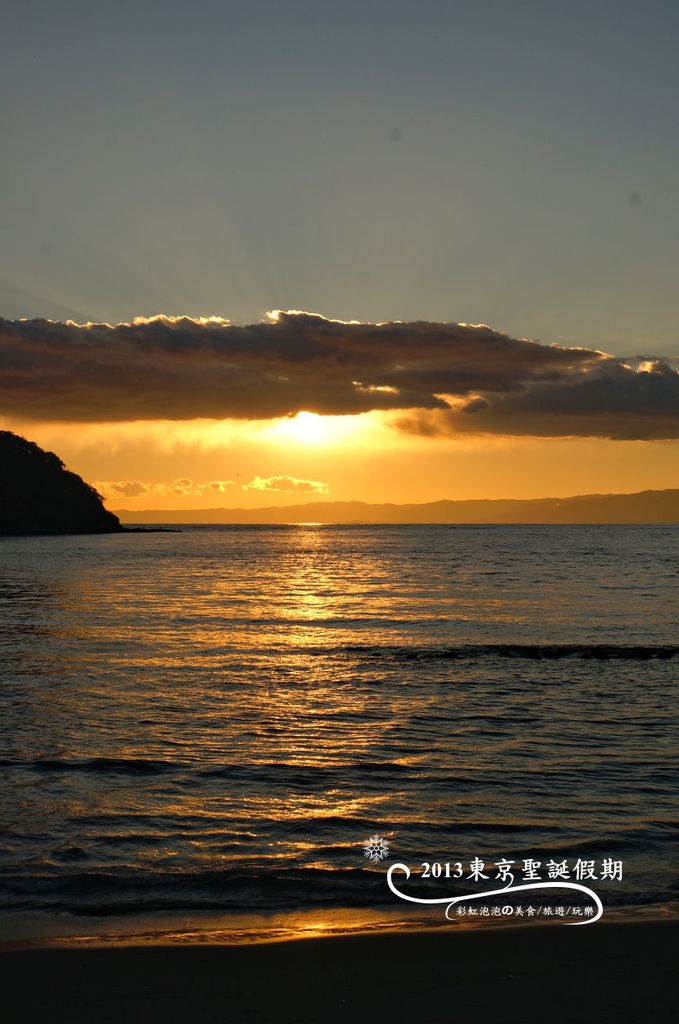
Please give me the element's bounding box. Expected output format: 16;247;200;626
1;920;677;1023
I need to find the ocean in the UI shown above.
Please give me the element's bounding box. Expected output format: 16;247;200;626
0;525;677;944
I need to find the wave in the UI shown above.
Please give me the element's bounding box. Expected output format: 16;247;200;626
332;643;679;662
0;865;384;916
0;757;176;776
2;860;678;918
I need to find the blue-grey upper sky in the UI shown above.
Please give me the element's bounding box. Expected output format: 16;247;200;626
2;0;677;354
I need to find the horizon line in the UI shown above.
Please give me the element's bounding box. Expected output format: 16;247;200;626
113;485;679;511
112;487;679;525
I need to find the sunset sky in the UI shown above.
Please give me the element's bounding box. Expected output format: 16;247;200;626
1;1;678;510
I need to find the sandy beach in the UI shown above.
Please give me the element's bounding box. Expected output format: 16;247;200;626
1;920;677;1024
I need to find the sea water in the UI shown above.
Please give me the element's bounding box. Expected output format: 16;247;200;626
0;525;677;943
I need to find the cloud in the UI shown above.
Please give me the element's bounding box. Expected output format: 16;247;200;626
244;475;329;494
1;310;678;438
94;475;327;501
101;480;149;498
94;478;238;500
397;358;679;440
0;310;597;419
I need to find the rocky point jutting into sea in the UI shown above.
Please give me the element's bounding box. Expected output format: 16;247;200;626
0;431;122;535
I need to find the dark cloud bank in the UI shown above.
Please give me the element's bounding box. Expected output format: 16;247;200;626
0;311;677;439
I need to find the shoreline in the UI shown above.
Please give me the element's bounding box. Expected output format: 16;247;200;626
2;900;678;950
1;919;676;1023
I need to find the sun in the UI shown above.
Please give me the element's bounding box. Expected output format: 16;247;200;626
267;411;363;447
280;412;329;445
259;409;390;451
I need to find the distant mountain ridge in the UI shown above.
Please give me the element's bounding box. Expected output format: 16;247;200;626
116;489;679;524
0;431;122;535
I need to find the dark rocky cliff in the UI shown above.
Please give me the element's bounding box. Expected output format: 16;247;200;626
0;431;122;535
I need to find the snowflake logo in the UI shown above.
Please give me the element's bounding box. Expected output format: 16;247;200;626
363;835;390;862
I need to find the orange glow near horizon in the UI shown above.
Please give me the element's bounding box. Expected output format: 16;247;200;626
1;412;678;514
0;410;392;454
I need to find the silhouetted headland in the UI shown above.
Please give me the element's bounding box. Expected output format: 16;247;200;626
0;431;122;535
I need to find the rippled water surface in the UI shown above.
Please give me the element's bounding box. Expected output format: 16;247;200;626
0;525;677;941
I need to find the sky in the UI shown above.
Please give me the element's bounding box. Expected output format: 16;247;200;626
1;1;678;510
